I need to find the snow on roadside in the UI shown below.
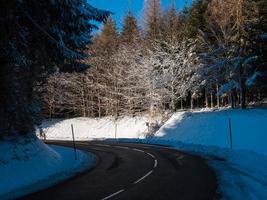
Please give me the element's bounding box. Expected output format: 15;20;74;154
155;108;267;155
137;139;267;200
40;116;155;140
39;108;267;199
146;108;267;200
0;135;95;200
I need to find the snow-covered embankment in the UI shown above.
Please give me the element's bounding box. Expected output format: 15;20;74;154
39;108;267;199
41;116;154;140
149;108;267;200
0;136;95;200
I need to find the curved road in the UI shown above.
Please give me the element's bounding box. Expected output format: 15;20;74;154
20;141;217;200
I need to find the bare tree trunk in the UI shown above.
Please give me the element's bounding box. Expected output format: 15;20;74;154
191;95;194;110
230;90;235;108
216;84;220;108
240;77;246;109
210;92;214;108
98;98;101;118
205;89;209;108
81;88;86;117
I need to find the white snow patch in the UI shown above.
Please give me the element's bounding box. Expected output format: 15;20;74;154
0;136;95;200
146;108;267;200
37;108;267;199
40;116;155;140
154;108;267;155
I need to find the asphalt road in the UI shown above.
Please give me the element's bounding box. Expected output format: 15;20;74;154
20;141;217;200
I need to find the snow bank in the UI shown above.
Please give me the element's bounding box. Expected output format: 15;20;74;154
41;116;153;140
0;136;95;200
133;139;267;200
38;108;267;199
155;108;267;155
148;108;267;199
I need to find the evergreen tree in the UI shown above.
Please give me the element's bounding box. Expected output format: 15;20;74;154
0;0;109;137
160;2;179;42
144;0;162;41
121;11;140;44
96;17;119;55
185;0;210;38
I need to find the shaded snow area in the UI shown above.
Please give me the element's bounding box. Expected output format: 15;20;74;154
40;116;154;140
0;136;95;200
147;108;267;200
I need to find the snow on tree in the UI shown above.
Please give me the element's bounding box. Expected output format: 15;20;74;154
0;1;109;137
142;39;200;111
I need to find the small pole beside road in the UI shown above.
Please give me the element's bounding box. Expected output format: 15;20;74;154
115;123;117;139
114;116;118;139
71;124;77;160
228;118;233;149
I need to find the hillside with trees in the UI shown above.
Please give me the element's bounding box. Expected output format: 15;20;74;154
43;0;267;119
0;0;109;137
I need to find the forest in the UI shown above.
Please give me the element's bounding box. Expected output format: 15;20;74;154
43;0;267;119
0;0;266;137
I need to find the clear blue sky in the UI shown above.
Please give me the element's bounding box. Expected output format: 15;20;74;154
88;0;192;31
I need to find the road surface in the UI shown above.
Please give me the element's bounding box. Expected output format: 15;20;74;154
20;141;217;200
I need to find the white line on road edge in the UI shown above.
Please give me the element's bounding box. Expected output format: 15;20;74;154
95;144;111;147
134;170;153;184
146;152;155;159
115;146;130;150
96;145;157;199
132;148;145;153
154;159;158;168
101;189;125;200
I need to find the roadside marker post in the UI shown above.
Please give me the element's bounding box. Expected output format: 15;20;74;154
114;116;118;139
115;123;117;139
71;124;77;160
228;118;233;149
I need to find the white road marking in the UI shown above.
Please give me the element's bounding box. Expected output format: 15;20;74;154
95;144;111;147
132;148;145;153
146;152;155;159
154;159;158;168
176;155;185;166
115;146;130;150
101;189;125;200
134;170;153;184
177;155;185;160
86;144;158;199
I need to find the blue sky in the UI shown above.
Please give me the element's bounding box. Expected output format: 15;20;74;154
88;0;192;31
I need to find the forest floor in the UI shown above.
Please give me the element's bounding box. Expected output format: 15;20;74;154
0;136;95;200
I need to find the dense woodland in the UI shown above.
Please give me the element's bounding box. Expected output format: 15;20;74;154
1;0;266;137
0;1;109;137
43;0;267;119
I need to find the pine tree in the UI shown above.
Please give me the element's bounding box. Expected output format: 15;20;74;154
0;0;109;137
96;17;119;55
199;0;264;108
185;0;210;38
144;0;162;41
121;11;140;44
160;2;179;42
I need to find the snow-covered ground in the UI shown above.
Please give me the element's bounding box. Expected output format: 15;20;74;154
0;136;95;200
154;108;267;155
40;116;156;140
40;108;267;199
142;108;267;200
